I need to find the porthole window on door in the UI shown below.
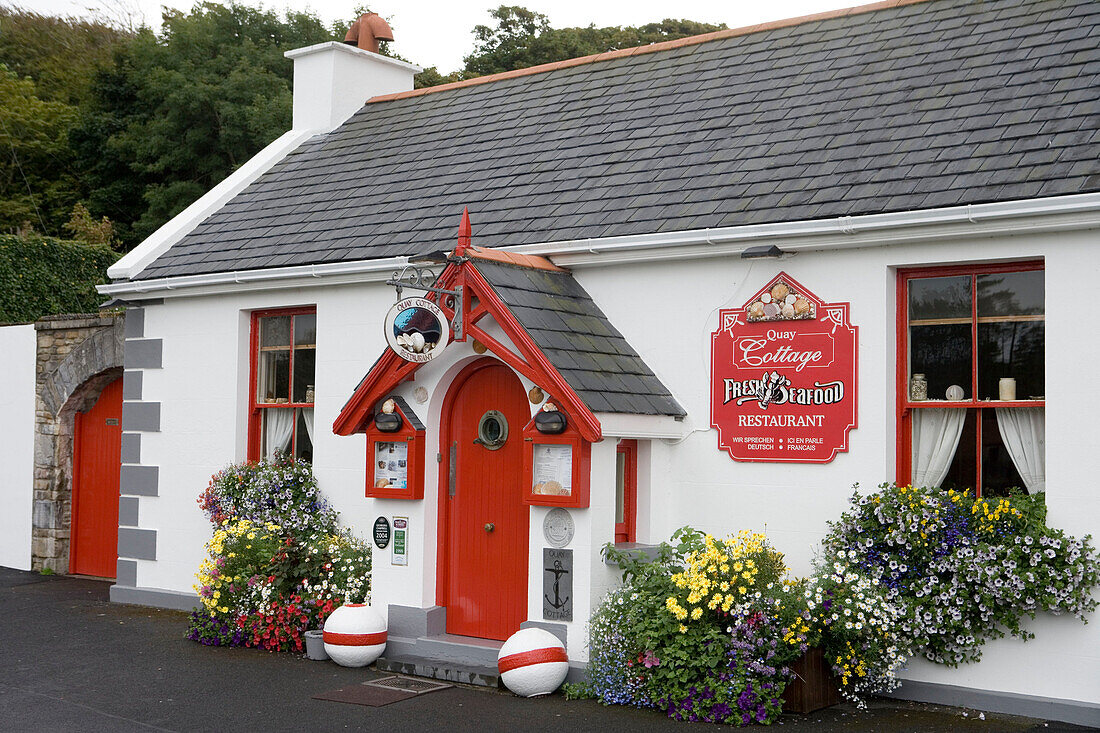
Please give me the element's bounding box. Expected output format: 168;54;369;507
475;410;508;450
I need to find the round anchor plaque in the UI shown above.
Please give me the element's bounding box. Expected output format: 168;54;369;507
542;508;575;548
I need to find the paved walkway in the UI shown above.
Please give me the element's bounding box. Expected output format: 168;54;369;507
0;568;1092;732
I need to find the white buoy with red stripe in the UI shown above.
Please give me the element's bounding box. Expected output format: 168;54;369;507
497;628;569;697
322;603;387;667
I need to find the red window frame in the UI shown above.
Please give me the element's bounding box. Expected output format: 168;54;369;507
615;439;638;543
247;306;317;461
896;261;1043;496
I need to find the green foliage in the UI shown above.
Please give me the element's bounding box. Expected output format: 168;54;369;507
0;233;119;324
0;8;131;105
0;67;80;234
78;4;336;246
461;6;726;77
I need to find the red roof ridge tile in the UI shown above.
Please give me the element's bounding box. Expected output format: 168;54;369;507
464;245;566;272
366;0;931;105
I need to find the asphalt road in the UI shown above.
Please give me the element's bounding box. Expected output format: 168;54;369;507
0;567;1092;732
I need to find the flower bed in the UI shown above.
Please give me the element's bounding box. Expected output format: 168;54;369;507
577;485;1098;726
575;529;904;725
187;456;370;653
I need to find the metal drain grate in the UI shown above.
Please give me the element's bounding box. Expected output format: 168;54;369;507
364;676;452;694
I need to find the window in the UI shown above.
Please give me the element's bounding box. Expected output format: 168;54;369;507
898;263;1044;497
248;308;316;461
615;440;637;543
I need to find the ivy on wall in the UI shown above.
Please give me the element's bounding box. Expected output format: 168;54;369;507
0;234;119;324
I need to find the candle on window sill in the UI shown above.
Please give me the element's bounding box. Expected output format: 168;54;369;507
998;378;1016;401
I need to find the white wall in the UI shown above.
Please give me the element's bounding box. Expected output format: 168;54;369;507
133;222;1099;706
570;227;1098;707
0;325;36;570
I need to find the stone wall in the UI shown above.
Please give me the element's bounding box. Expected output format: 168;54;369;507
32;313;124;572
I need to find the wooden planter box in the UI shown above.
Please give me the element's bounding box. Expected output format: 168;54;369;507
781;647;841;714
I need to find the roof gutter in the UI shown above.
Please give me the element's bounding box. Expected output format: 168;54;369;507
510;192;1100;267
98;192;1100;300
98;256;409;300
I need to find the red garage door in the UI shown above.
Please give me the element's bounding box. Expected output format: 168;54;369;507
70;377;122;578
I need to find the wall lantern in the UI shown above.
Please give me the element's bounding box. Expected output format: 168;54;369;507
740;244;785;259
534;403;568;434
375;398;403;432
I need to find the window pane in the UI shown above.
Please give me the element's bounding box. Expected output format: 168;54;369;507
939;408;977;493
909;276;971;320
978;271;1043;317
260;407;295;457
294;314;317;346
261;316;291;347
296;409;313;462
978;321;1045;400
909;324;971;400
615;452;626;524
981;409;1025;497
292;348;316;403
259;350;289;402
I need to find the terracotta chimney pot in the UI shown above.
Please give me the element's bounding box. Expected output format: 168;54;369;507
344;12;395;54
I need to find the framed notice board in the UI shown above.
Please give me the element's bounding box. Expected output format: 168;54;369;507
364;398;425;500
522;413;590;508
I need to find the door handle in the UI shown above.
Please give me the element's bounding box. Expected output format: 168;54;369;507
484;523;495;532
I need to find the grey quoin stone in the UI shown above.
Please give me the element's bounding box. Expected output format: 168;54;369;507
117;528;156;560
120;464;158;496
122;402;160;432
124;339;162;369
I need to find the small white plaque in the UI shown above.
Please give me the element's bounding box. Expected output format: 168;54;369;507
542;508;575;548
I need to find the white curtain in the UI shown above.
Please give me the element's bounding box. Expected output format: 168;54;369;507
911;408;966;488
995;407;1045;492
302;408;314;443
264;408;295;457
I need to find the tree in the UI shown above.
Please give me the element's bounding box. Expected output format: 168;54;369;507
75;3;338;247
0;8;130;105
460;6;726;77
0;67;79;235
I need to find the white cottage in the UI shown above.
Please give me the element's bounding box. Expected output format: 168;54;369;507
98;0;1099;724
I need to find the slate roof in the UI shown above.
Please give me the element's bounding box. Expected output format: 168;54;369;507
472;259;685;416
134;0;1100;281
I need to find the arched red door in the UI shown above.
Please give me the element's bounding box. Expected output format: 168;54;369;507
70;377;122;577
439;360;530;639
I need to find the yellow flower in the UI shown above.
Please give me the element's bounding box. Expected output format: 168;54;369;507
690;607;703;620
679;625;688;633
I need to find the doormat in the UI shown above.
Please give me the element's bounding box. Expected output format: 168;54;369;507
365;676;453;694
313;676;452;708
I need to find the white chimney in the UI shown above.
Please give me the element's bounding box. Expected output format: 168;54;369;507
283;42;422;132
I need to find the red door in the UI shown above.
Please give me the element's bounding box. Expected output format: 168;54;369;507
440;361;530;639
70;377;122;577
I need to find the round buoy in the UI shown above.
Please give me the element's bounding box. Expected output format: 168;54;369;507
322;603;387;667
497;628;568;697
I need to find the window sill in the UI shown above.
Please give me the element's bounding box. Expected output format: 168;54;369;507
603;542;660;567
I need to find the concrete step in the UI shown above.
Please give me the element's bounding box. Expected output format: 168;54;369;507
375;654;501;688
378;632;505;688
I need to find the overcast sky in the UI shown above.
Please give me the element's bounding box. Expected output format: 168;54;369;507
28;0;856;72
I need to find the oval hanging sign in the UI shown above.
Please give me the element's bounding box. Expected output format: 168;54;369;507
384;296;450;363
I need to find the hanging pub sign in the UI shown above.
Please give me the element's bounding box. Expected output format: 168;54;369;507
710;272;857;463
384;296;450;363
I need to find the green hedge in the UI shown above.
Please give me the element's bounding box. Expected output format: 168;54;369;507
0;234;119;324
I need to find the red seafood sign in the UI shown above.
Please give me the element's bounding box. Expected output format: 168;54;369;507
710;273;857;463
